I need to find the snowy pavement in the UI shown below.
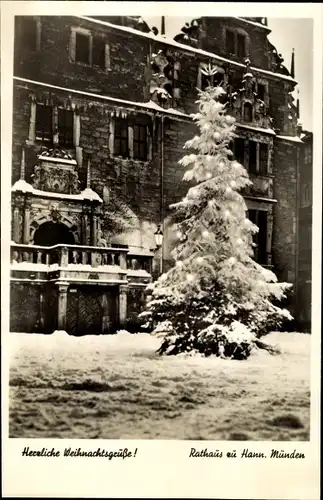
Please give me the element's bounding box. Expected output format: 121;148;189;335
9;330;310;440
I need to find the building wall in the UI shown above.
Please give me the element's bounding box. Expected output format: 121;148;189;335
272;138;299;316
201;17;271;70
14;16;149;101
297;133;312;329
11;15;309;325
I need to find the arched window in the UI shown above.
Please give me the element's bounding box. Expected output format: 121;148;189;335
243;102;253;123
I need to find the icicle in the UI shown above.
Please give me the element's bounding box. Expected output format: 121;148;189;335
20;145;26;180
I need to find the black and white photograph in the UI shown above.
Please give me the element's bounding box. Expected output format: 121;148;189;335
1;2;321;498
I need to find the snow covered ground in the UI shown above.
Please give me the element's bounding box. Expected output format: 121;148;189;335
9;330;310;440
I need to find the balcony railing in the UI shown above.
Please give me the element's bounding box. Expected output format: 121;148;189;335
244;174;274;200
11;243;152;275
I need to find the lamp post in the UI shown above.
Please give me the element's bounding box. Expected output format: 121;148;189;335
154;225;164;275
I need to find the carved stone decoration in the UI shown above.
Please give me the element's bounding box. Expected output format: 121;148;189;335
31;148;80;195
227;61;273;129
49;202;62;223
174;18;202;47
146;50;181;108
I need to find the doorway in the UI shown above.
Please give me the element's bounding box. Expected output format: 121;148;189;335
34;221;75;247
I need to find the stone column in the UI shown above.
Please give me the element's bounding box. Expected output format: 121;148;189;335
39;290;45;331
119;284;128;328
92;214;98;246
23;201;31;244
13;206;20;243
56;282;69;331
60;246;69;267
28;101;36;142
119;252;127;270
266;212;274;266
82;212;90;246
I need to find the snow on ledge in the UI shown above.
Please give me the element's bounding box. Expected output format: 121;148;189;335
276;135;303;143
127;269;151;278
80;188;103;202
237;123;276;135
11;182;103;202
11;179;34;193
38;155;77;165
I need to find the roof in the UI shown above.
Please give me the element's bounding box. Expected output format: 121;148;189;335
79;16;297;85
235;17;271;32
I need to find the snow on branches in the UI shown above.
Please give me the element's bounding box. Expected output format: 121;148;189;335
140;84;292;359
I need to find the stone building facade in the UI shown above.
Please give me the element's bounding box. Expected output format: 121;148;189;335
10;15;311;334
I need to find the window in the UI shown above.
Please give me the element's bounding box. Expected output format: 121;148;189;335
33;104;75;146
225;29;248;58
75;32;90;64
19;17;38;51
237;33;246;58
133;124;147;161
243;102;253;123
71;28;110;70
248;209;268;265
58;109;74;147
201;71;224;91
36;105;52;142
257;83;266;101
249;140;257;173
92;36;106;69
226;30;235;54
234;138;245;166
114;118;129;157
259;143;268;174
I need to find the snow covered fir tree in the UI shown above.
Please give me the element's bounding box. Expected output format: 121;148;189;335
140;77;293;360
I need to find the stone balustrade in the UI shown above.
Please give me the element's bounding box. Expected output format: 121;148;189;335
10;243;152;275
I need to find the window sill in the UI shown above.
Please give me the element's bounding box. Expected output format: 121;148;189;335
70;60;110;73
112;155;151;164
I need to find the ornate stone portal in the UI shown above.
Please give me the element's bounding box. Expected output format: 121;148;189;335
10;146;153;335
11;147;102;246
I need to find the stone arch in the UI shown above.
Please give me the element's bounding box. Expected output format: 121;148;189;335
34;221;75;247
30;211;80;244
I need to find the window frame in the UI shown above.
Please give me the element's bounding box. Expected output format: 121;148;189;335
70;26;110;71
34;103;75;147
243;102;253;123
234;137;245;167
75;31;91;65
114;118;129;158
259;142;269;174
133;123;148;161
224;27;249;59
248;209;268;265
35;104;53;143
225;29;236;55
248;140;258;174
58;108;74;148
237;33;247;58
16;16;41;52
